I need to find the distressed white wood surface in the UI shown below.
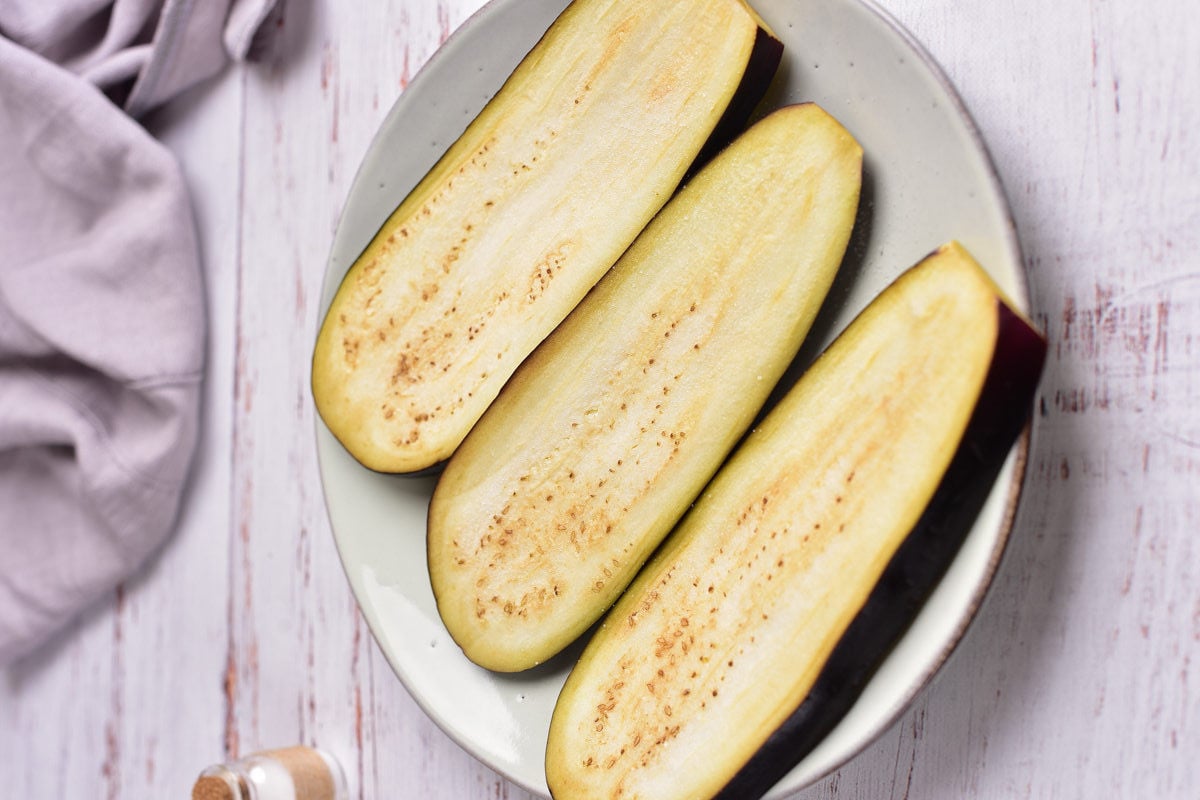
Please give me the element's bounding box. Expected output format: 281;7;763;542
2;0;1197;797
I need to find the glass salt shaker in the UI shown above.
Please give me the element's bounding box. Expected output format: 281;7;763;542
192;745;348;800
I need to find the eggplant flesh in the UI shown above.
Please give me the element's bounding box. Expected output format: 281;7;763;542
545;243;1047;800
312;0;781;474
428;104;863;673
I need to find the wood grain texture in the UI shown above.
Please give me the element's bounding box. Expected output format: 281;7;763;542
1;0;1196;798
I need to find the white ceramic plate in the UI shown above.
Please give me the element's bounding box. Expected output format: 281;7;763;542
315;1;1030;796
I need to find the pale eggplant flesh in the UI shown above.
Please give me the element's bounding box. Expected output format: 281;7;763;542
427;103;863;673
311;0;782;474
545;242;1047;800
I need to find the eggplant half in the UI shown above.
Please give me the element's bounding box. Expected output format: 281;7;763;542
545;242;1047;800
427;103;863;672
312;0;782;473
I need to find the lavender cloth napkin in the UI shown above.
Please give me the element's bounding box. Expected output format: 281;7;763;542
0;0;275;665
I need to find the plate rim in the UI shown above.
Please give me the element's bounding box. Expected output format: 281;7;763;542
313;0;1035;796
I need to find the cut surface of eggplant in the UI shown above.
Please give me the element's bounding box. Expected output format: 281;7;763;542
312;0;782;473
545;242;1047;800
428;103;863;672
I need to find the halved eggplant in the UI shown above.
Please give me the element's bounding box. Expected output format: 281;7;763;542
545;242;1047;800
427;103;863;672
312;0;782;473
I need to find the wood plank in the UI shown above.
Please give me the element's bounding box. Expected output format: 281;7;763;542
228;1;534;797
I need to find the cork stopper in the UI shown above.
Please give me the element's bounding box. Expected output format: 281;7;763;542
191;771;241;800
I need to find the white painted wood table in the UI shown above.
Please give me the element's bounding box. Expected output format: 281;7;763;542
3;1;1197;797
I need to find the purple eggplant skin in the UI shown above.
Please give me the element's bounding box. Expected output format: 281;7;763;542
712;301;1047;800
693;26;786;171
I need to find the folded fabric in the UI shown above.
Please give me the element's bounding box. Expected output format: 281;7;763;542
0;0;275;665
1;0;277;116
